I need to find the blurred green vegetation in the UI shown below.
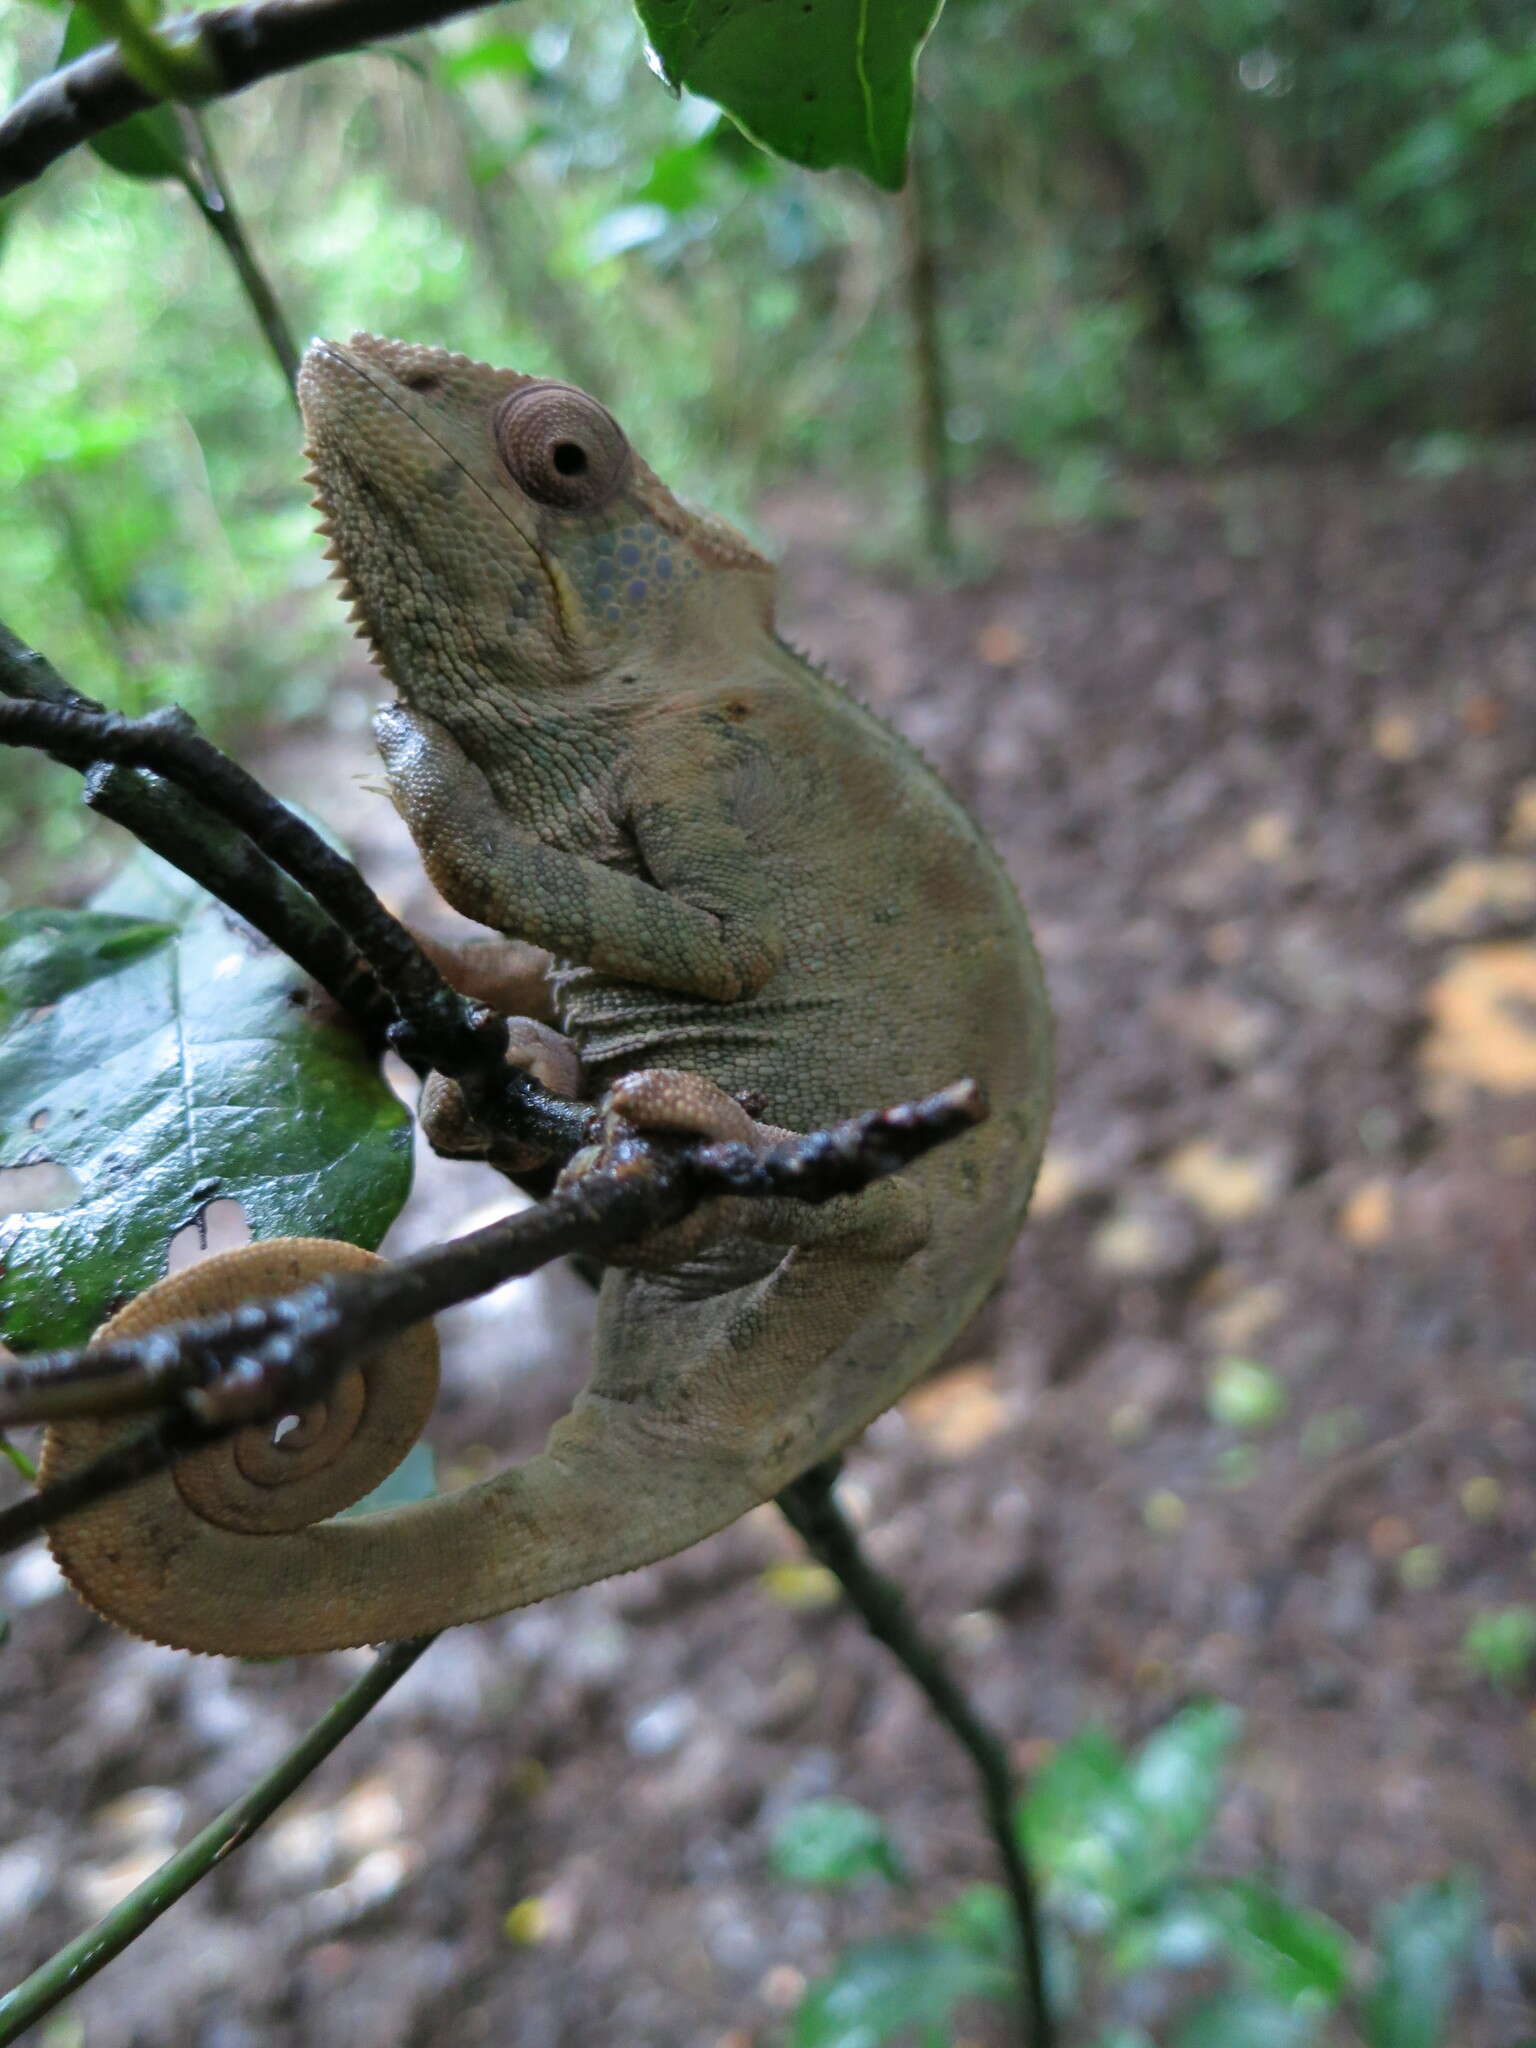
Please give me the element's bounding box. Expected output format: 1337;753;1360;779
4;0;1536;883
775;1706;1485;2048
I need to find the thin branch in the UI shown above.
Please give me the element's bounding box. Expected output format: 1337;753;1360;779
0;1083;985;1550
0;1634;434;2046
0;619;395;1042
777;1462;1054;2048
178;111;301;400
0;0;497;199
0;631;588;1156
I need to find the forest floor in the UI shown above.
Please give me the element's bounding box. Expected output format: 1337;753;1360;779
2;458;1535;2047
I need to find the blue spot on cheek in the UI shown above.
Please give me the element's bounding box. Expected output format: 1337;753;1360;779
656;557;673;580
628;579;648;603
619;544;640;567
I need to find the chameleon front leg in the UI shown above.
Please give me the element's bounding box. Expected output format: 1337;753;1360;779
376;706;782;1001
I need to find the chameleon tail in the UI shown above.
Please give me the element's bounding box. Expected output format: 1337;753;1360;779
41;1241;762;1657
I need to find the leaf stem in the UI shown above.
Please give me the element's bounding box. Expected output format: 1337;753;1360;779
0;1636;433;2045
82;0;222;101
0;1432;37;1484
776;1461;1054;2048
177;110;301;401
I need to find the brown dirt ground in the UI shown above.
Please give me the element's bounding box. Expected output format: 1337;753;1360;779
2;461;1535;2047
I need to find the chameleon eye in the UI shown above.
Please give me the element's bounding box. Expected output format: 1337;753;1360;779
496;384;629;509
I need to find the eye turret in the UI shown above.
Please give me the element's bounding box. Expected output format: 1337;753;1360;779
495;383;630;509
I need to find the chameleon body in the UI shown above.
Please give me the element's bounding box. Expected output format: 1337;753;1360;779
43;337;1052;1654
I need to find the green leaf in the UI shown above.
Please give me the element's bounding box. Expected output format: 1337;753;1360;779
1129;1702;1242;1860
0;861;412;1351
1172;1992;1322;2048
0;909;174;1027
634;0;944;192
1110;1892;1228;1975
792;1934;1008;2048
1201;1880;1351;2006
1460;1605;1536;1689
439;33;536;84
1206;1357;1287;1432
934;1884;1079;2014
1360;1876;1482;2048
59;9;191;183
770;1798;905;1886
635;140;713;214
1019;1726;1152;1924
1019;1706;1240;1932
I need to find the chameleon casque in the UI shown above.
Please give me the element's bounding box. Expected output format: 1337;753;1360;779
41;336;1053;1655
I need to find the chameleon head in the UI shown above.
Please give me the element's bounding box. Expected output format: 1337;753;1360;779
297;334;774;711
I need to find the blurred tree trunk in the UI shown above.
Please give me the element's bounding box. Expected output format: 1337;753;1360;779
1029;5;1201;374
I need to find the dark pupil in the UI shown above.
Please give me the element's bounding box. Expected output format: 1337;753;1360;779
552;440;588;478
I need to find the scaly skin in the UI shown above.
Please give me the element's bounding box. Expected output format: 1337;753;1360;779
43;337;1052;1655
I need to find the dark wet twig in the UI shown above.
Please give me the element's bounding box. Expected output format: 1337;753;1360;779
777;1460;1054;2048
0;1084;986;1551
0;0;495;198
0;624;587;1156
0;621;396;1037
0;1635;434;2046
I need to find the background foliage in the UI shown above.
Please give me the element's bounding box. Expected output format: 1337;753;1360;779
5;0;1536;886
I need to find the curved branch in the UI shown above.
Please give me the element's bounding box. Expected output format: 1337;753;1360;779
0;628;589;1158
0;0;496;199
0;1081;985;1550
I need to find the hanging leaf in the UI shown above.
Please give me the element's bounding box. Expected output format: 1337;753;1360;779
634;0;944;192
0;857;412;1352
59;8;191;184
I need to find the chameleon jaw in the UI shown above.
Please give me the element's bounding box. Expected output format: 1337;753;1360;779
301;453;398;693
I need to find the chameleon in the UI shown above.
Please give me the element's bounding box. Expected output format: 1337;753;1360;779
41;336;1053;1655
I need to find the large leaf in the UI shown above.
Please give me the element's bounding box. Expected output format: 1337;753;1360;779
1359;1876;1482;2048
0;908;174;1026
635;0;943;191
792;1933;1008;2048
0;859;412;1351
770;1798;906;1887
59;8;191;184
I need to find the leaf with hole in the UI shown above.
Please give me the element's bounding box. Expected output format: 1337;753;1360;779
0;858;412;1352
635;0;944;191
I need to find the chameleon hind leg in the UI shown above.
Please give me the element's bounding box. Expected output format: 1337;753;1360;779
572;1067;932;1489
